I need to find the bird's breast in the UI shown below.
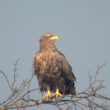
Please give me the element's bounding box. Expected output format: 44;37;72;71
35;51;62;76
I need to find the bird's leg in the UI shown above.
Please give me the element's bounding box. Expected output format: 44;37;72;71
54;88;62;98
43;90;52;100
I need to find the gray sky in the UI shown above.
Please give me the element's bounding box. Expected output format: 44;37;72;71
0;0;110;109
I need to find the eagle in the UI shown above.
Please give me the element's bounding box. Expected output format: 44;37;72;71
33;32;76;99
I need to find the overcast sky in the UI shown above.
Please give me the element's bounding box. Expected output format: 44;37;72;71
0;0;110;110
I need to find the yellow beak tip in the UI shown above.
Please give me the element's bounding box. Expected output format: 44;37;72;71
51;36;59;40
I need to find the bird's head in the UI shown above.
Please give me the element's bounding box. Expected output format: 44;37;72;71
40;32;59;44
39;32;59;50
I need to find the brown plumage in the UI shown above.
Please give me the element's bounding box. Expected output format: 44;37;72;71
33;32;76;95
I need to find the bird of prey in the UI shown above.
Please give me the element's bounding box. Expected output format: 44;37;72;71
33;32;76;99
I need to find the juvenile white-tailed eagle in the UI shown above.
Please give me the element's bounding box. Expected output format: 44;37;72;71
33;32;76;99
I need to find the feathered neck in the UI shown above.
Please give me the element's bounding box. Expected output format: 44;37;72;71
39;40;57;51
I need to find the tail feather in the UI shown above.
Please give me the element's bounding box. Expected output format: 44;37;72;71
70;87;76;95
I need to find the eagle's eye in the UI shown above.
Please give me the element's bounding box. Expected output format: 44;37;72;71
48;35;53;38
45;33;53;38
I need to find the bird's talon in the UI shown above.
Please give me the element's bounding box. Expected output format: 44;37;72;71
43;90;52;100
54;88;62;98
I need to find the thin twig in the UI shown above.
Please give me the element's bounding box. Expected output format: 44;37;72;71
0;70;12;91
12;58;20;90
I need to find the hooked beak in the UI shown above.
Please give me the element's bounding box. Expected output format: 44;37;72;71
50;35;59;40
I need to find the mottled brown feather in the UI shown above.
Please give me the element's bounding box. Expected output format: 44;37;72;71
33;32;76;95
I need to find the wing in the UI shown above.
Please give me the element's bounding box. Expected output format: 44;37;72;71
58;51;76;81
33;55;37;76
56;51;76;95
33;53;40;78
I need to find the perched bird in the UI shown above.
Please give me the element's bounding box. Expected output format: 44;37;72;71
33;32;76;99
